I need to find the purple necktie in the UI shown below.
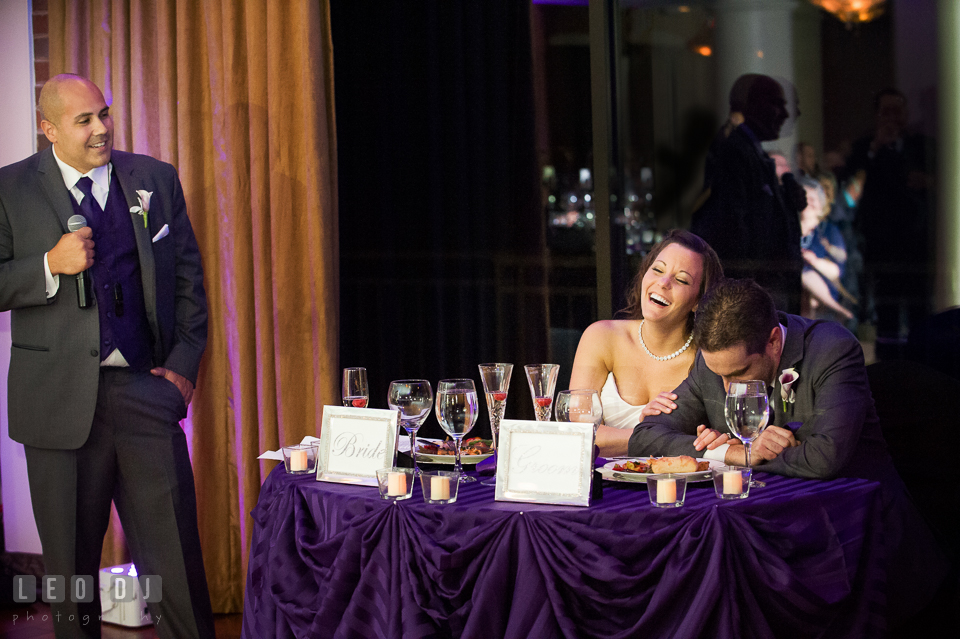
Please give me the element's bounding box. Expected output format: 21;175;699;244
75;176;104;219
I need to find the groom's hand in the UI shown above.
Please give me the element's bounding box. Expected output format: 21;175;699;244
693;424;731;451
751;426;798;461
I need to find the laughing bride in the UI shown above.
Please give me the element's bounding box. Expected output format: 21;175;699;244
569;230;726;456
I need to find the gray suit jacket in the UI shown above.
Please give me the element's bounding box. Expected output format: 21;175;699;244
0;148;207;450
628;313;891;481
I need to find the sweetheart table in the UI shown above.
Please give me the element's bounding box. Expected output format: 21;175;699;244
241;465;885;638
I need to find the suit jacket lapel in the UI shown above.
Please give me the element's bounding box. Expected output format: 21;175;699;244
773;313;804;427
111;152;160;345
36;148;77;232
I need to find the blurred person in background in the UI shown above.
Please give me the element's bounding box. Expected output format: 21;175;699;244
798;177;853;321
768;151;791;181
841;88;934;357
692;74;805;314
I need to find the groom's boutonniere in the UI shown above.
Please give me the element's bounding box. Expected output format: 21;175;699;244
779;368;799;411
129;190;153;229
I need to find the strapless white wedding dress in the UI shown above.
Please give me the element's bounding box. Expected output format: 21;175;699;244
599;372;645;430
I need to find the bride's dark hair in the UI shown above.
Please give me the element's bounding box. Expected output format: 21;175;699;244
619;230;723;332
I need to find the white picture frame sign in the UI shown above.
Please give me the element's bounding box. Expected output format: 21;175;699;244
494;419;594;507
317;406;399;486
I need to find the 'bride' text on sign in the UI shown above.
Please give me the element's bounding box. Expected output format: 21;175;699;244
330;432;386;460
318;407;399;486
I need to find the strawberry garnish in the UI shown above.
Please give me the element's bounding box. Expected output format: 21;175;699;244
352;398;367;408
492;392;507;401
535;397;552;407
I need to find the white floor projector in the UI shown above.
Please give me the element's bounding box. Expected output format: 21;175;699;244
98;563;153;628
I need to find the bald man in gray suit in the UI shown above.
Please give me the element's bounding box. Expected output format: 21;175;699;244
0;74;214;638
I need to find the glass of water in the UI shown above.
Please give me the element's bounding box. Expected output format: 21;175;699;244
436;379;480;483
724;380;770;488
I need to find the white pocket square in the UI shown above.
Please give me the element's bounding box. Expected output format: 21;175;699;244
152;224;169;243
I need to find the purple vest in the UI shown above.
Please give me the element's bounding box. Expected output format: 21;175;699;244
70;172;154;369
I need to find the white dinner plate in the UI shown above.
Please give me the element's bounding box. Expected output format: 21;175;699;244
415;451;494;464
413;438;494;464
598;458;724;483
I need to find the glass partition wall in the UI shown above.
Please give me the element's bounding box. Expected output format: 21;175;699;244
538;0;943;367
335;1;947;436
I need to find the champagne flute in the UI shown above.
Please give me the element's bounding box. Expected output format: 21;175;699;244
387;380;434;476
436;379;479;483
478;363;513;486
724;380;770;488
555;389;603;433
342;367;369;408
524;364;559;421
478;364;513;450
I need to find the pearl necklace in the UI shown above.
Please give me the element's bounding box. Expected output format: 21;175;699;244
638;319;694;361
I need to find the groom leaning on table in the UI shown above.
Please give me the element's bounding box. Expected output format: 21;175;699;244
0;74;214;638
628;278;950;628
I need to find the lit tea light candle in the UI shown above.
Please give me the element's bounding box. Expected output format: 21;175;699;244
290;449;308;472
656;478;677;504
723;470;743;495
387;472;407;496
431;475;450;500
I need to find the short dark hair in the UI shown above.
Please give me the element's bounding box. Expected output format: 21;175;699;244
621;230;724;332
693;279;778;355
874;87;906;112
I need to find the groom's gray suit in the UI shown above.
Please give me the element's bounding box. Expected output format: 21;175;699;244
628;313;889;481
0;147;214;638
628;312;948;625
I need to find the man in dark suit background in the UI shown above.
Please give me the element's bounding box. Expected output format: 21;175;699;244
0;74;214;638
691;74;805;314
841;88;933;357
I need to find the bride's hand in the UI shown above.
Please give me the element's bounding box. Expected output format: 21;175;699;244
639;392;678;421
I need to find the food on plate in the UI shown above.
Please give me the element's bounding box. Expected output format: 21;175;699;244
612;456;710;474
612;459;651;473
418;437;493;456
650;456;698;474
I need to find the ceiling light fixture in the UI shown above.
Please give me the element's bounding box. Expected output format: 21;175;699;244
808;0;886;25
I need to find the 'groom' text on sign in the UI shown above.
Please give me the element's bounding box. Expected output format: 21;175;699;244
506;432;582;495
495;419;594;507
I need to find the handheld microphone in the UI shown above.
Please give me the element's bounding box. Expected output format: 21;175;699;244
67;214;92;308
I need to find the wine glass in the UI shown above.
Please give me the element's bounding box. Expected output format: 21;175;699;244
555;389;603;433
387;380;434;476
436;379;480;483
724;380;770;488
524;364;559;421
342;367;369;408
478;363;513;487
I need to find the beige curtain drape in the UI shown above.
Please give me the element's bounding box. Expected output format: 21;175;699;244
48;0;339;612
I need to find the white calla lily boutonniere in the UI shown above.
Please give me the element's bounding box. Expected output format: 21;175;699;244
129;190;153;229
779;368;799;411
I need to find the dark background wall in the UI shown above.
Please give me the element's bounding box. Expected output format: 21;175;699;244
332;1;548;436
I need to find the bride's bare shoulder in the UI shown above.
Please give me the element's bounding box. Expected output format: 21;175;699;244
580;319;639;343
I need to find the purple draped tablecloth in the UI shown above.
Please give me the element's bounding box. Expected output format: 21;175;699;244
241;466;886;639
